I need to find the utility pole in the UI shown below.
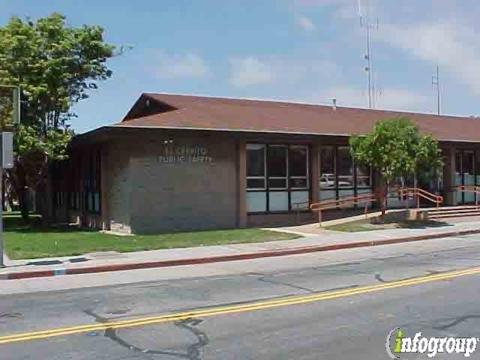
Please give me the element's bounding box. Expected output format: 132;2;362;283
0;85;19;268
432;65;441;115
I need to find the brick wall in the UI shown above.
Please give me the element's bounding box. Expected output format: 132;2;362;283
104;131;238;234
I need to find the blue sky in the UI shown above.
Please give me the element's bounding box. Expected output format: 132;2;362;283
2;0;480;133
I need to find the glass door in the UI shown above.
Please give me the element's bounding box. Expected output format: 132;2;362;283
455;150;476;204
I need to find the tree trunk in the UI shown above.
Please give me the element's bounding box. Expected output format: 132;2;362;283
36;182;52;227
6;166;30;222
17;186;29;222
8;152;51;225
375;179;388;218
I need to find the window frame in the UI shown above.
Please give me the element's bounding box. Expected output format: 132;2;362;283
84;150;102;215
246;144;267;191
246;143;311;214
319;145;373;207
289;145;309;190
267;145;288;190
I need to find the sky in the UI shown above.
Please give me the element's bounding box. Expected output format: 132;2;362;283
2;0;480;133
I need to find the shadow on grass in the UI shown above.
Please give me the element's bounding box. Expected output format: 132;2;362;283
3;213;95;234
328;218;454;232
396;220;452;229
373;218;453;229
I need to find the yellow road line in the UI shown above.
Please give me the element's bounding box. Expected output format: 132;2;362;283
2;265;480;345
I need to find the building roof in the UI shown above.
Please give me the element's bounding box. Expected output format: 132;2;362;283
110;93;480;142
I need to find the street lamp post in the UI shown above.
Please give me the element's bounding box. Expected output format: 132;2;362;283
0;85;20;268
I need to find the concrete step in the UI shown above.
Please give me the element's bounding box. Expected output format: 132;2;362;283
415;205;478;211
423;205;480;220
429;212;480;219
427;207;480;215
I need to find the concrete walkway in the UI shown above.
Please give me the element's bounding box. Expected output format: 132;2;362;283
1;218;480;279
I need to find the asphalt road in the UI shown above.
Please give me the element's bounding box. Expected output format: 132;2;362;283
2;235;480;359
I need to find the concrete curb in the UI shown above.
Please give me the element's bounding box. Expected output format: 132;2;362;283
3;228;480;280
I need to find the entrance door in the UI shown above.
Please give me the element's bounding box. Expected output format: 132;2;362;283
455;150;476;204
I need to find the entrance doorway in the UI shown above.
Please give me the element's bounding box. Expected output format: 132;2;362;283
455;150;477;204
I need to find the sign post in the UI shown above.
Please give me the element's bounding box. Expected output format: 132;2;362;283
0;132;13;267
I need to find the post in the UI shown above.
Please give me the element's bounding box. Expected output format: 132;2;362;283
0;132;14;268
318;210;322;227
0;166;3;268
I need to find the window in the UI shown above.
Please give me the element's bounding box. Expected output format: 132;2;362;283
69;192;80;210
267;145;288;211
289;146;308;189
68;157;81;210
246;144;310;213
356;165;371;188
319;145;373;206
85;150;101;214
267;145;287;189
337;147;354;188
247;144;266;189
456;150;477;204
55;192;65;207
319;147;335;189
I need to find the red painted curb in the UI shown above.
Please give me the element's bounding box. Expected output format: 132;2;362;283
4;228;480;280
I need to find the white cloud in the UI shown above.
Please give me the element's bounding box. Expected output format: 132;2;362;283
297;15;316;32
230;57;273;87
230;55;341;88
378;22;480;95
155;52;210;79
316;86;429;111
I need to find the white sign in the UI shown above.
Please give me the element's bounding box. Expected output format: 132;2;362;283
0;132;13;169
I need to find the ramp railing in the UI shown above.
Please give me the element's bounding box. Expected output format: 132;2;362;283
398;187;443;209
310;193;377;226
455;185;480;208
310;187;443;226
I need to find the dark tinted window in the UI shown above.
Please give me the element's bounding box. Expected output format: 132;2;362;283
247;145;265;177
267;146;287;177
289;146;307;177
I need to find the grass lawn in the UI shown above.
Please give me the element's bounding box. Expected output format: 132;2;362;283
4;213;300;260
326;218;449;232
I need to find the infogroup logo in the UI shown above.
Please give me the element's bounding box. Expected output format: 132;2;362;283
385;327;478;358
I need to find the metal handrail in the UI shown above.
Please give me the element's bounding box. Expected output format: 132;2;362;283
455;185;480;208
397;187;443;208
456;185;480;193
310;193;378;226
291;201;311;224
310;193;376;211
310;187;443;226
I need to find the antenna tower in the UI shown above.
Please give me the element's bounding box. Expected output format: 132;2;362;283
432;65;441;115
358;0;378;109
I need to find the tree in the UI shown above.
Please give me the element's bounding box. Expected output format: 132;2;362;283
349;118;443;215
0;13;115;220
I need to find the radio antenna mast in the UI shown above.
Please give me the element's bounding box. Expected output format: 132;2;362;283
358;0;378;109
432;65;441;115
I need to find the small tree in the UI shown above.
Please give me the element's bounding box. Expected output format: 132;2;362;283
349;118;443;215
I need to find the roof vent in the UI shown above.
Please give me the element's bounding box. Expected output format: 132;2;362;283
332;98;337;111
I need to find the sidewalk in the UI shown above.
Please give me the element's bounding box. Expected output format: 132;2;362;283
2;220;480;280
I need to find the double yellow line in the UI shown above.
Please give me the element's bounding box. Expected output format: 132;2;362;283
2;265;480;345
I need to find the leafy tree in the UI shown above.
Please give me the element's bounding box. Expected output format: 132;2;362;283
0;13;115;220
349;118;443;215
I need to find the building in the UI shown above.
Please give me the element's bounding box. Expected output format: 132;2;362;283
51;93;480;234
